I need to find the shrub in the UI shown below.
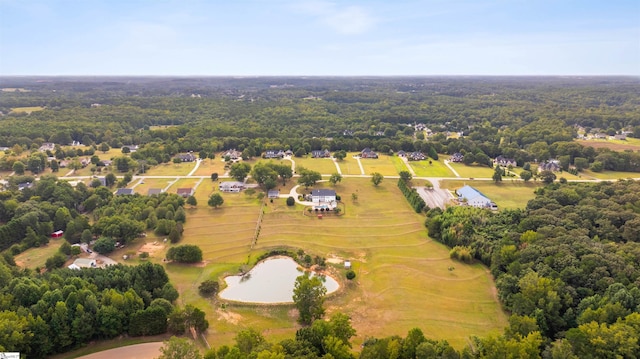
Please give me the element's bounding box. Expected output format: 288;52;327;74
286;196;295;206
199;280;220;297
449;246;474;263
346;270;356;280
166;244;203;263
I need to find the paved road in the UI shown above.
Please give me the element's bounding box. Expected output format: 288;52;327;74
75;342;163;359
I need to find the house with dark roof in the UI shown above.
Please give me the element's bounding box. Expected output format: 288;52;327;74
397;150;407;157
177;188;195;197
267;189;280;199
223;149;242;160
311;149;331;158
408;152;426;161
495;155;517;167
219;181;245;193
450;153;464;162
360;148;379;159
18;182;34;191
312;189;336;203
116;188;134;195
457;185;496;209
176;153;196;162
122;145;139;152
264;150;285;159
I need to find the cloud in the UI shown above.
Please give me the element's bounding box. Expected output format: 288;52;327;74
292;0;376;34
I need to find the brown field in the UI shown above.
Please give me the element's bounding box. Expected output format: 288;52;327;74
577;139;640;151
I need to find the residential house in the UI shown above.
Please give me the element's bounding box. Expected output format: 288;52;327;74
311;149;331;158
284;149;293;156
176;153;196;162
495;155;517;167
101;160;112;167
374;131;385;136
267;189;280;199
613;134;627;140
176;188;195;197
122;144;139;152
408;152;426;161
457;185;496;209
538;160;561;172
39;142;55;152
312;189;337;204
147;188;163;196
59;160;71;168
80;158;91;167
115;188;134;195
219;181;245;193
68;258;97;270
96;177;107;186
450;153;464;162
223;149;242;160
415;123;427;131
397;150;407;157
264;150;285;159
360;148;379;159
343;130;354;136
593;133;608;139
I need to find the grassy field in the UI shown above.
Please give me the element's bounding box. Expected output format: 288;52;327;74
192;158;230;176
336;153;363;175
144;162;195;176
15;240;63;269
440;180;541;209
580;169;640;180
158;178;507;349
409;159;454;177
577;138;640;151
10;106;44;114
295;156;340;174
132;178;175;195
360;155;401;176
447;162;495;178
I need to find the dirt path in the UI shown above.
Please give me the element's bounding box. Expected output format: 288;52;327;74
400;157;416;176
443;160;461;177
75;342;163;359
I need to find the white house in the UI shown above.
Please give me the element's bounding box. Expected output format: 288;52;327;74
219;181;245;193
312;189;336;204
68;258;97;270
456;185;496;209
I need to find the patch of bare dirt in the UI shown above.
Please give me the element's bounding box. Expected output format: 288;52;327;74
137;241;165;256
216;308;242;325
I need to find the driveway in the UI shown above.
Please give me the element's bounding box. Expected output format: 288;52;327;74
75;342;163;359
414;179;454;209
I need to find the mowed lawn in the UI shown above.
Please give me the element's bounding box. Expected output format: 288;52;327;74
408;159;454;177
337;153;363;175
295;156;340;174
192;158;230;177
360;155;401;176
577;138;640;152
15;240;63;269
440;180;541;209
447;162;495;178
580;169;640;180
10;106;44;114
132;178;174;195
144;162;195;176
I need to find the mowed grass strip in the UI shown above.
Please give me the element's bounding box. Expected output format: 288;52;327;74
447;162;495;178
580;169;640;180
440;180;541;209
193;158;230;176
577;138;640;151
133;178;174;194
408;159;454;177
336;153;363;175
144;162;194;176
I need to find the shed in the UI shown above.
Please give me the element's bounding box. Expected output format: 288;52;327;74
267;190;280;199
115;188;134;196
344;261;352;269
51;230;64;238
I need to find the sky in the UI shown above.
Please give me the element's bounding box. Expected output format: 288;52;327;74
0;0;639;76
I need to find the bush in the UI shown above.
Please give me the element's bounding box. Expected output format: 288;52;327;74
93;237;116;254
166;244;203;263
286;196;295;206
199;280;220;297
449;246;474;263
346;270;356;280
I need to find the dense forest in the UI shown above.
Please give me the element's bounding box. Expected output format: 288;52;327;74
1;76;640;173
426;180;640;357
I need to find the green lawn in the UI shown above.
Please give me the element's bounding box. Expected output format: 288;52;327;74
360;154;401;176
295;156;340;174
15;240;63;269
580;169;640;180
193;158;232;176
336;153;363;175
440;180;541;209
408;159;454;177
144;162;194;176
447;162;495;178
161;177;507;349
133;178;175;195
10;106;44;114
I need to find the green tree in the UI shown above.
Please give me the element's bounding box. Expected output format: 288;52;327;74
99;142;110;153
208;193;224;208
298;168;322;188
371;172;384;186
399;171;412;182
493;166;503;182
293;273;327;325
539;170;557;184
520;170;533;182
329;173;343;185
186;195;197;207
12;161;25;175
334;150;347;161
230;162;251;181
210;172;218;181
166;244;203;263
93;237;116;254
198;280;219;297
235;328;265;354
158;336;202;359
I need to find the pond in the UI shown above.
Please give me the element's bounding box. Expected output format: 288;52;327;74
219;256;339;303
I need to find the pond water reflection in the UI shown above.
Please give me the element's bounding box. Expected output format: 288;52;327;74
219;257;339;303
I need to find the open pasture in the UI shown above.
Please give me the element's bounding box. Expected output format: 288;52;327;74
577;138;640;152
10;106;44;114
440;180;541;209
192;158;229;176
408;159;454;177
15;240;63;269
446;162;495;178
360;154;401;176
336;153;363;175
144;161;194;176
295;156;340;174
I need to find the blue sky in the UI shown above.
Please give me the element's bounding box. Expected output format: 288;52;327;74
0;0;638;75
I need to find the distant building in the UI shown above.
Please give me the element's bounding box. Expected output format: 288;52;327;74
51;230;64;238
17;182;34;191
538;160;561;172
147;188;163;196
495;155;517;167
219;182;245;193
115;188;134;195
311;149;331;158
456;185;496;209
450;153;464;162
68;258;97;270
264;150;285;159
177;188;195;197
122;144;139;152
39;142;55;152
267;189;280;198
360;148;379;159
223;149;242;160
175;153;196;162
407;151;426;161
